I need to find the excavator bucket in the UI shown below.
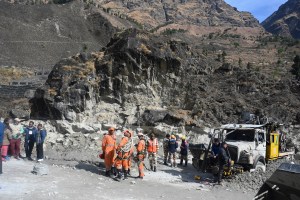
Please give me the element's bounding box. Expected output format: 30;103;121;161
254;163;300;200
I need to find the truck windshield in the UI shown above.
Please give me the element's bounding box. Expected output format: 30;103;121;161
225;129;255;142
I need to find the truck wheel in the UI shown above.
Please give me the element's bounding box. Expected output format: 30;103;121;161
255;161;266;172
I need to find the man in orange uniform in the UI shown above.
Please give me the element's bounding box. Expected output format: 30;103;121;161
147;133;159;172
115;130;133;180
136;132;146;179
102;127;116;177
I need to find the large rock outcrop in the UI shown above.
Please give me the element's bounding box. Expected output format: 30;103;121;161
262;0;300;39
31;29;300;127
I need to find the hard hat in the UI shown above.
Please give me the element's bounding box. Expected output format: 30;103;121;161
124;130;133;137
171;135;176;139
181;135;186;140
138;132;144;136
14;118;21;122
108;127;115;131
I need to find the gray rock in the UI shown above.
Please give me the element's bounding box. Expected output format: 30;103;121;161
32;163;49;175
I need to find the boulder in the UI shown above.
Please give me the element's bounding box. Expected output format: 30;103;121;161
32;163;49;175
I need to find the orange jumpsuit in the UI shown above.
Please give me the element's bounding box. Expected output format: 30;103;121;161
137;139;146;177
115;137;131;171
102;134;116;171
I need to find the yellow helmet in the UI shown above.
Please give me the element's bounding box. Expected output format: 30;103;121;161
181;135;186;140
171;135;176;139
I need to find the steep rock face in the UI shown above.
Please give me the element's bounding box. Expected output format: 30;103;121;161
97;0;260;29
262;0;300;39
31;29;300;126
30;29;192;125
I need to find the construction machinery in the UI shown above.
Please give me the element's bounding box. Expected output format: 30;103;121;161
190;118;294;175
255;162;300;200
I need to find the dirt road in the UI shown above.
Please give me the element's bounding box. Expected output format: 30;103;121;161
0;158;255;200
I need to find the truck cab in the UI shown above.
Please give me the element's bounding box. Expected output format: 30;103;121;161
221;124;267;171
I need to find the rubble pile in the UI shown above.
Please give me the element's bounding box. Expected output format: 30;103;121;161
224;158;299;192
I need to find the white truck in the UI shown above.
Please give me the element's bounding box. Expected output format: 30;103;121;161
220;124;267;171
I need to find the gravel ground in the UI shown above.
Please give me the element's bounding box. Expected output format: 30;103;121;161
0;156;255;200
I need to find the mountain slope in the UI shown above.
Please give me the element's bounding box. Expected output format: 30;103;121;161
262;0;300;39
95;0;260;29
0;1;116;70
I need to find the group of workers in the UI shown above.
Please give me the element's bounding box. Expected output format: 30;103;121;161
101;127;189;180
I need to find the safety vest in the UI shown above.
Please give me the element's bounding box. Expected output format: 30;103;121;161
147;138;159;153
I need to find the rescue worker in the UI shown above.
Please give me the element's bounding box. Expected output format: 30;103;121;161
102;127;116;177
163;134;170;165
147;133;159;172
210;138;220;165
136;132;146;179
115;130;133;180
179;135;188;167
218;142;231;185
168;135;178;167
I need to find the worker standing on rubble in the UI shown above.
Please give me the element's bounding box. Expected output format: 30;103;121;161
136;132;146;179
179;135;188;167
168;135;178;167
218;142;231;185
147;133;159;172
115;130;133;180
163;134;170;165
102;127;116;177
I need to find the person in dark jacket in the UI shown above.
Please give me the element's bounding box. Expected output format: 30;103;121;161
24;121;37;160
163;134;171;165
218;142;231;184
210;138;220;165
0;118;5;174
179;135;189;166
168;135;178;167
36;124;47;162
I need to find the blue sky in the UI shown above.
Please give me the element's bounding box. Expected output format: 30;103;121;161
224;0;288;22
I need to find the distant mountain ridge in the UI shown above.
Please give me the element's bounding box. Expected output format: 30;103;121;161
262;0;300;39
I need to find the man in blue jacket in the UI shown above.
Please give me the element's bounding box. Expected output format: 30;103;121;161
36;124;47;162
24;121;37;160
0;119;5;174
168;135;178;167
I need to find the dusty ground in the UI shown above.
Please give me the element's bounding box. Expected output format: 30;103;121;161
0;156;255;200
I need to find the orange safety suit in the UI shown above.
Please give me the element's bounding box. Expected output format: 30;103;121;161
137;139;146;177
102;134;116;171
115;137;131;171
147;138;159;153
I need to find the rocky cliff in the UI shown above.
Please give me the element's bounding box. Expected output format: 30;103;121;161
30;29;300;128
96;0;260;30
262;0;300;39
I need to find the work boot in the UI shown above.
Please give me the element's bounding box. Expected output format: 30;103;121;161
150;165;154;171
124;170;128;180
117;170;122;179
128;168;131;176
105;170;110;177
184;161;187;167
111;167;117;176
163;161;168;165
153;166;157;172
